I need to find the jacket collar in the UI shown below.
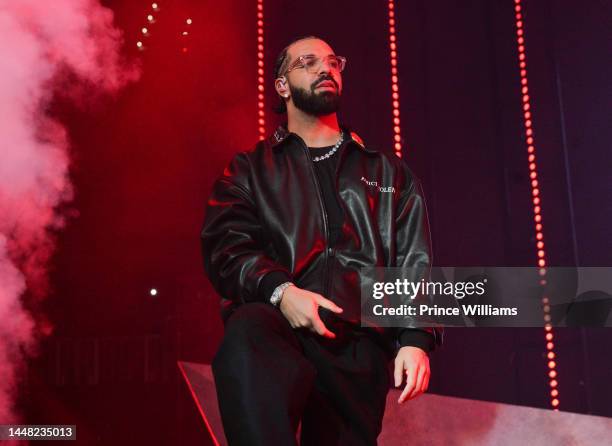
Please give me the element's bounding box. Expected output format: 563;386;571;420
267;122;377;153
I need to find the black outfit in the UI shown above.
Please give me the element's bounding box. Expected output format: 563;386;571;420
260;143;344;294
259;139;435;353
201;125;443;445
213;302;390;446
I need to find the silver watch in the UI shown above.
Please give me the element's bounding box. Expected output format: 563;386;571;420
270;281;294;306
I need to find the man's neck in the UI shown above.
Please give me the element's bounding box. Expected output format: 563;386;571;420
287;112;341;148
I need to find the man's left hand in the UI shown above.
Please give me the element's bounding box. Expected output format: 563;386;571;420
393;346;430;404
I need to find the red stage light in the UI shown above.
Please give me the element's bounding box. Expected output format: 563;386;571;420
519;0;554;379
388;0;402;157
256;0;266;140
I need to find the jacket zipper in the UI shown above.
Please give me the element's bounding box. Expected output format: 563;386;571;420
299;139;331;298
326;141;350;298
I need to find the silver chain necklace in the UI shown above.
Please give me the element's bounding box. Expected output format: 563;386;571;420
311;132;344;162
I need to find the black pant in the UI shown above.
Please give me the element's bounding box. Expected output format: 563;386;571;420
211;303;392;446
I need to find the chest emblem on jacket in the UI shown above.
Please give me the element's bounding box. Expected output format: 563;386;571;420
360;176;396;193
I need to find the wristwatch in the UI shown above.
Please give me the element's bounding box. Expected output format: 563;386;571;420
270;281;294;307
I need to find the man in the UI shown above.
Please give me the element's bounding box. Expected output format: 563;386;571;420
201;36;443;446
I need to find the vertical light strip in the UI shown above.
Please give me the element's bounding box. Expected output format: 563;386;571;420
513;0;560;411
387;0;402;158
256;0;266;140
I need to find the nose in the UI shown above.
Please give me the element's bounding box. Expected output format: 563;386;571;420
317;57;333;75
317;58;335;75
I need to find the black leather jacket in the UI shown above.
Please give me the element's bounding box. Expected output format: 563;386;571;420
201;124;443;356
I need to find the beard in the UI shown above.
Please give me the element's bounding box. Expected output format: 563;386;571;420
289;78;341;116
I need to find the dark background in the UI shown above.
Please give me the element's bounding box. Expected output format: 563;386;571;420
24;0;611;444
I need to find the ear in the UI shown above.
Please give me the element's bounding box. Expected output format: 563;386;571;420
275;76;290;98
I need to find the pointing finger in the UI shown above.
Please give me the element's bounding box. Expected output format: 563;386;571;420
399;367;416;404
317;296;343;314
394;358;404;388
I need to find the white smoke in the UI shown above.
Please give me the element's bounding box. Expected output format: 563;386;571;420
0;0;139;426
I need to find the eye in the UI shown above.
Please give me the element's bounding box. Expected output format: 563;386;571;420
303;57;318;68
328;58;340;69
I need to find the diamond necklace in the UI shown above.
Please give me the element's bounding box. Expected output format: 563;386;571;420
311;132;344;162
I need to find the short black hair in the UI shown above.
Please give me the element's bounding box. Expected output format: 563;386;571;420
272;35;324;114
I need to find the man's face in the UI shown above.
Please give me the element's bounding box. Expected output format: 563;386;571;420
283;39;343;116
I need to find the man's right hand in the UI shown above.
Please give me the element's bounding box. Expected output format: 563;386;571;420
279;285;343;338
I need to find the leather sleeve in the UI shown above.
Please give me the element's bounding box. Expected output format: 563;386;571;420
200;152;292;304
394;165;444;352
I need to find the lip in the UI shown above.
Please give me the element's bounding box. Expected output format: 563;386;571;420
316;81;336;88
